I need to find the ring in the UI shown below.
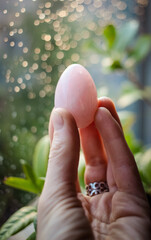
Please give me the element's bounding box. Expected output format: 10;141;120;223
86;181;109;197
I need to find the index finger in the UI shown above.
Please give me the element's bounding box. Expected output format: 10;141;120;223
95;107;145;199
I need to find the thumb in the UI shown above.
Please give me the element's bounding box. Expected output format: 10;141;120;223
37;109;93;240
42;108;80;199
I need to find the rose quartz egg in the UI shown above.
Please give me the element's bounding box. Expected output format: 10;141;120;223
55;64;98;128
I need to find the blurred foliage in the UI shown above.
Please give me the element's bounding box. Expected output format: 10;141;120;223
0;206;37;240
33;135;50;179
85;20;151;194
135;149;151;194
85;20;151;106
0;0;87;226
117;83;142;108
86;20;151;71
4;136;49;195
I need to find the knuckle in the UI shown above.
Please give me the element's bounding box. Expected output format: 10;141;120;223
49;140;66;160
49;132;72;162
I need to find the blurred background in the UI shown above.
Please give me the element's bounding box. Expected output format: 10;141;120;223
0;0;151;232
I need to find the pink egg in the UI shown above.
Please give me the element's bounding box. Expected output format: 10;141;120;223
55;64;98;128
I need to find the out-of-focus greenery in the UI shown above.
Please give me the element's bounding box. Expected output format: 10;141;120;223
85;20;151;193
0;0;87;225
86;20;151;70
85;20;151;106
0;206;37;240
4;135;49;195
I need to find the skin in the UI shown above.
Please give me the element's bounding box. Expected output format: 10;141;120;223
37;97;151;240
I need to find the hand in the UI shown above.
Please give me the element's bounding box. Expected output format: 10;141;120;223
37;97;151;240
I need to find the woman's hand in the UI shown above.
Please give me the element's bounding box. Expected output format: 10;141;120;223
37;97;151;240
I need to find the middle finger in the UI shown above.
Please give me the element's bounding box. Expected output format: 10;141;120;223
79;122;107;185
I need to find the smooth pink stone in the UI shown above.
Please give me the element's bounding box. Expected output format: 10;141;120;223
55;64;98;128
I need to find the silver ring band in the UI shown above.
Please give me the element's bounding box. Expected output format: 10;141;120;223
86;181;109;197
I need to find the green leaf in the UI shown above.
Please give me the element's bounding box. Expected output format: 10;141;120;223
125;132;143;155
141;149;151;184
113;20;139;52
21;160;43;192
118;111;136;132
33;135;50;178
83;39;106;55
101;57;123;71
117;90;142;108
130;35;151;61
136;148;151;186
135;152;148;189
4;177;40;194
78;152;85;192
26;231;36;240
103;24;116;49
110;60;123;70
33;216;37;231
21;160;37;183
0;206;37;240
143;86;151;101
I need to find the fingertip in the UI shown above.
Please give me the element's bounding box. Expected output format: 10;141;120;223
49;108;77;141
98;97;122;128
53;108;77;127
50;108;80;156
94;107;123;142
98;96;116;109
95;107;112;127
49;108;64;144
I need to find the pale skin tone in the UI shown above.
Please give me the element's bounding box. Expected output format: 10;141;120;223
37;97;151;240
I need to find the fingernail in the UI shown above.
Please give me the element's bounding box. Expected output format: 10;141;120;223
52;109;64;130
